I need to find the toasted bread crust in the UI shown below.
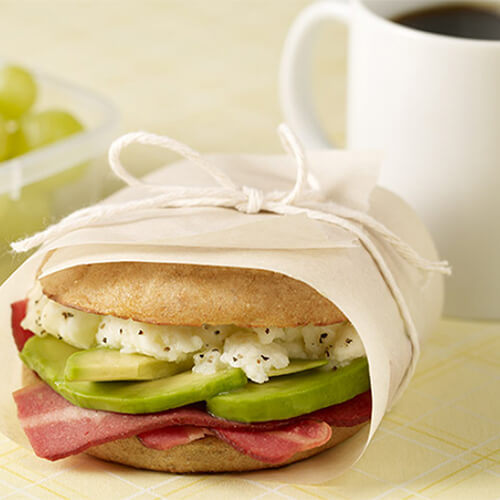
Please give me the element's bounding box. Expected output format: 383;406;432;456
85;424;365;473
40;262;346;327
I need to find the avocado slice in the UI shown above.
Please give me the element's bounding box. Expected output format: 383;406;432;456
64;348;192;382
268;359;328;377
207;357;370;422
21;335;247;414
57;369;247;414
20;335;78;391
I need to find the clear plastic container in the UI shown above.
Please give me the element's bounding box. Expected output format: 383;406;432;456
0;67;120;282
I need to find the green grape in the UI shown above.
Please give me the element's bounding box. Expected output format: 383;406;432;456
0;115;12;161
11;109;87;191
0;242;31;284
0;65;37;119
0;186;51;242
12;109;84;155
30;162;89;192
0;243;15;284
0;186;51;283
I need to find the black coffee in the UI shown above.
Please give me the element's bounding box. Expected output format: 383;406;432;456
393;3;500;40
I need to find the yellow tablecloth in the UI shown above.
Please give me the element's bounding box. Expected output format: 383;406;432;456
0;1;498;498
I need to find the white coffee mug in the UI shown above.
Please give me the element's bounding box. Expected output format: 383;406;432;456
280;0;500;320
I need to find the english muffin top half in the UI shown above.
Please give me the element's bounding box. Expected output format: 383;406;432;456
40;262;346;327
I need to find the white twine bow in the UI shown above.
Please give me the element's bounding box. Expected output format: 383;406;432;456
11;125;451;396
12;125;450;273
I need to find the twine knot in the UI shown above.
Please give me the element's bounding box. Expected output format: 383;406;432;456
241;186;265;214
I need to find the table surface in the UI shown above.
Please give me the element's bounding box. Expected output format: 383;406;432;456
0;1;498;499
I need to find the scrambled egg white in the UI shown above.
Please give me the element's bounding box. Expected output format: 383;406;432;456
22;282;365;383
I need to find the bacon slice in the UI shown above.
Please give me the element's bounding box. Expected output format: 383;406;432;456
11;300;34;351
214;420;332;464
14;381;370;463
307;391;372;427
14;383;217;461
139;421;332;464
138;426;213;450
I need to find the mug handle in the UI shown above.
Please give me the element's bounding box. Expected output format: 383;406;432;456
280;0;351;149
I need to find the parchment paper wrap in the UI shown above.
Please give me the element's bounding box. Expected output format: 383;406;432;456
0;149;443;483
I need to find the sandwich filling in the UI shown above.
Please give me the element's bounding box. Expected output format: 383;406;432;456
22;282;365;383
13;281;372;467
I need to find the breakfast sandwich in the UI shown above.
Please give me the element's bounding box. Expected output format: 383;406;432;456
12;261;371;472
